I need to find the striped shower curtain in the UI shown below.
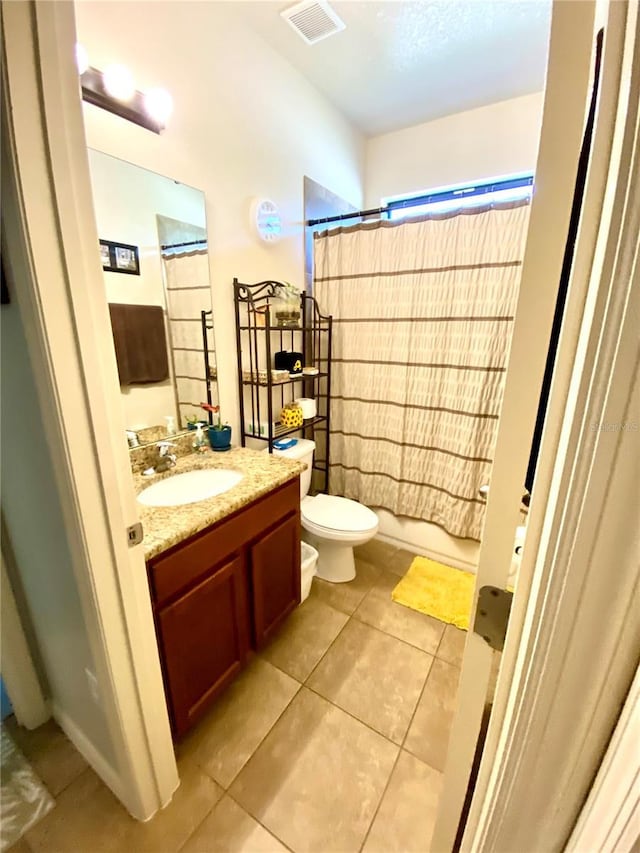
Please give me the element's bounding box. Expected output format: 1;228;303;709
313;201;530;541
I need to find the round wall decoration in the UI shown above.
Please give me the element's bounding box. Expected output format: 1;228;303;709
250;198;282;243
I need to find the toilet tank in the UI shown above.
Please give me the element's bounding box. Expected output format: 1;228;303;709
267;438;315;498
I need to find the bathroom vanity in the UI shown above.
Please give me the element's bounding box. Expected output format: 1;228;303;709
137;448;304;738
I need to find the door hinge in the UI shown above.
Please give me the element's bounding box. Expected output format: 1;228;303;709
473;586;513;652
127;522;144;547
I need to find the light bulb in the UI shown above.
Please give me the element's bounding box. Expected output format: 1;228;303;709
143;88;173;125
103;64;135;101
75;43;89;75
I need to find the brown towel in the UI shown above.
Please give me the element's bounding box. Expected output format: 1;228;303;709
108;304;169;385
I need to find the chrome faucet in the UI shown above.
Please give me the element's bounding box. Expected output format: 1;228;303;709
154;441;177;473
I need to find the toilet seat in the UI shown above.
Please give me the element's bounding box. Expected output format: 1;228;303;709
301;494;378;536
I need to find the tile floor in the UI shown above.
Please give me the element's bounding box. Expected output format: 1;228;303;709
8;539;467;853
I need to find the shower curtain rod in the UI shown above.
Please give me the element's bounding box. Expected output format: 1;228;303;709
160;238;208;250
307;205;388;227
307;176;535;228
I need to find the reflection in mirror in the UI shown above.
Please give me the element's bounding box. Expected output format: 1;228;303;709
87;150;218;447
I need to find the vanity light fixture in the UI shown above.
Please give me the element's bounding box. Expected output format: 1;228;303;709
75;43;89;75
103;63;135;102
144;88;174;125
77;46;172;134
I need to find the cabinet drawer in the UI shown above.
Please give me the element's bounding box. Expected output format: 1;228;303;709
148;477;299;607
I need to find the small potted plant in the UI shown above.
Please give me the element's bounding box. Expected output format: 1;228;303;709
186;414;209;430
201;402;232;452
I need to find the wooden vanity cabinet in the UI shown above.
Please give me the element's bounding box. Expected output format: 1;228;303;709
250;512;300;648
146;477;300;738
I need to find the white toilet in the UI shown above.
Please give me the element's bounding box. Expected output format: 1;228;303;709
269;439;378;583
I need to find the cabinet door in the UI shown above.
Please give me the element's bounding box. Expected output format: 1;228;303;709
250;512;300;649
158;553;248;737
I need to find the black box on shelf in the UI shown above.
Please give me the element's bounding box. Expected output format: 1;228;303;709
274;351;303;374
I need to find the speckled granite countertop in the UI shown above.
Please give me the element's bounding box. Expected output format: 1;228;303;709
135;447;304;561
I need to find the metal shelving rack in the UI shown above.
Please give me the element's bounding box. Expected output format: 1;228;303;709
233;278;332;493
201;308;215;425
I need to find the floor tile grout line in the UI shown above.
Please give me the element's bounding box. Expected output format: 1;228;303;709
181;568;453;795
46;763;93;801
47;755;89;799
399;653;461;773
222;792;297;853
311;566;380;618
401;740;445;774
176;787;295;853
347;563;451;657
224;790;296;853
314;576;448;659
309;582;374;620
348;607;444;659
400;655;436;752
190;661;421;826
225;654;415;819
358;646;436;852
303;583;445;691
174;781;225;853
359;652;440;852
300;612;352;685
357;746;403;853
266;640;437;750
219;674;408;853
302;680;409;747
191;677;304;793
6;724;88;802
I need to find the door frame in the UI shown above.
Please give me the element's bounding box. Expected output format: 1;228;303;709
432;1;598;845
465;0;639;845
1;0;178;819
435;0;640;849
566;663;640;852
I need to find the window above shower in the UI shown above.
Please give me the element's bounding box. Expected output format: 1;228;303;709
383;174;534;220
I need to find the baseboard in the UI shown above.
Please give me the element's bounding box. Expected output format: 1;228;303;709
51;702;127;807
375;531;478;574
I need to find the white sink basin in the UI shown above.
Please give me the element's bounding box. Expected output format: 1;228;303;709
137;468;244;507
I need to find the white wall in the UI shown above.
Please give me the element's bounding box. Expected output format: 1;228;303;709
365;93;545;207
75;1;364;440
1;299;116;767
88;149;206;430
75;3;540;567
365;93;545;566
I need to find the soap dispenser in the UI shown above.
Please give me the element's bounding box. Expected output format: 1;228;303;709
193;422;207;452
165;415;176;435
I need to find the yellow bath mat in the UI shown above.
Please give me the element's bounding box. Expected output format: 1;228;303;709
392;556;475;630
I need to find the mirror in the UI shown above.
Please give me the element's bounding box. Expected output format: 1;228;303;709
87;150;218;447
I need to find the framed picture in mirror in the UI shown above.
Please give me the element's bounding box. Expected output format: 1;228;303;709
100;239;140;275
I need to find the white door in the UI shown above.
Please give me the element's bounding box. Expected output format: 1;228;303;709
432;1;640;848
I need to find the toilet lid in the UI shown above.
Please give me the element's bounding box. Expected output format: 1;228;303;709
302;494;377;533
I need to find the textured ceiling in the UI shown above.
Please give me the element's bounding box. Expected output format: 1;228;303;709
228;0;552;136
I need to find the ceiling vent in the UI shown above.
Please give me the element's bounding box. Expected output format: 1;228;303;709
281;0;346;46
